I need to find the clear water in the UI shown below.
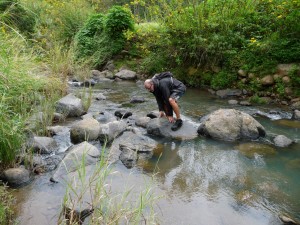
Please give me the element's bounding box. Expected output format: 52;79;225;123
12;81;300;225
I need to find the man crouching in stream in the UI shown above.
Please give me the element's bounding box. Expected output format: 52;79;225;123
144;72;186;131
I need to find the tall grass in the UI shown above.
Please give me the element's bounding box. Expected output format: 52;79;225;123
58;147;159;225
0;185;14;225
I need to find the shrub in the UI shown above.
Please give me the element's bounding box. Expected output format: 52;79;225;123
75;6;134;68
211;71;237;90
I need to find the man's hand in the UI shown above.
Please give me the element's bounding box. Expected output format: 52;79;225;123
159;111;165;118
167;116;175;123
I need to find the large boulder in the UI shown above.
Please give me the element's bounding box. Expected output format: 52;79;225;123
114;69;137;80
50;141;100;183
98;121;128;143
197;109;266;141
147;118;198;140
28;136;58;154
273;135;293;147
109;129;158;167
56;93;85;117
70;118;100;144
1;167;31;187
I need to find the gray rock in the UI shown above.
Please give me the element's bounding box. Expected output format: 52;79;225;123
292;110;300;120
261;75;274;86
47;125;68;136
2;167;31;187
228;100;238;105
135;117;151;128
147;118;198;140
109;130;157;165
50;141;100;183
239;101;252;106
279;214;300;225
95;93;106;100
29;136;58;154
115;69;137;80
56;94;85;117
291;101;300;110
98;121;128;143
197;109;266;141
274;135;293;147
53;112;65;122
130;96;145;103
70;118;100;144
216;89;242;98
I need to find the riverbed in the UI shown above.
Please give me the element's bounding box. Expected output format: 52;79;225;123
12;80;300;225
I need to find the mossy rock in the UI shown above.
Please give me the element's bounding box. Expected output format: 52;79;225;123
235;142;277;158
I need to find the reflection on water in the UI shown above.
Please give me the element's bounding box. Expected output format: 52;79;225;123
13;81;300;225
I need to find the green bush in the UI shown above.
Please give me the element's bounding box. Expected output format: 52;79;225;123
75;6;134;68
0;0;36;36
211;71;237;90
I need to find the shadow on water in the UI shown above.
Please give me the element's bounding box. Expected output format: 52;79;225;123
12;81;300;225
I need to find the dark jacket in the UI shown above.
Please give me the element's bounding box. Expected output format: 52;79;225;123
152;76;186;116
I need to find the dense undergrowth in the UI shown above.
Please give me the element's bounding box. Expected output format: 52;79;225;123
0;0;299;223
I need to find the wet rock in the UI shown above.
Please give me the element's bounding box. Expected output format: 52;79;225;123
228;100;238;105
239;101;252;106
47;125;68;136
50;141;100;183
95;93;106;100
53;112;65;123
279;214;300;225
197;109;266;142
114;110;132;119
273;135;293;147
1;167;31;187
216;89;242;98
235;143;276;158
70;118;100;144
94;111;116;124
56;93;85;117
119;145;138;168
81;79;96;87
146;111;159;119
135;117;151;128
28;136;58;154
109;130;157;165
292;110;300;120
98;120;127;143
291;101;300;110
130;96;145;103
115;69;137;80
147;118;198;140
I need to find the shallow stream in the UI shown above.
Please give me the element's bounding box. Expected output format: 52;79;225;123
12;81;300;225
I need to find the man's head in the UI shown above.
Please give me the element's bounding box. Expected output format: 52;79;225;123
144;79;154;92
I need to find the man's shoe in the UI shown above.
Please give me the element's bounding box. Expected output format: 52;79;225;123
171;119;183;131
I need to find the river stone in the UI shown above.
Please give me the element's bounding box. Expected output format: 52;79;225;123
47;125;69;136
277;64;297;76
279;214;300;225
94;111;116;124
98;120;128;143
197;109;266;141
147;118;198;140
273;135;293;147
292;110;300;120
29;136;58;154
135;116;151;128
235;143;276;158
239;101;252;106
291;101;300;110
109;130;157;165
50;141;100;183
53;112;65;123
260;75;274;86
114;69;137;80
130;96;145;103
216;89;242;98
228;100;238;105
56;93;85;117
70;118;100;144
2;167;31;187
